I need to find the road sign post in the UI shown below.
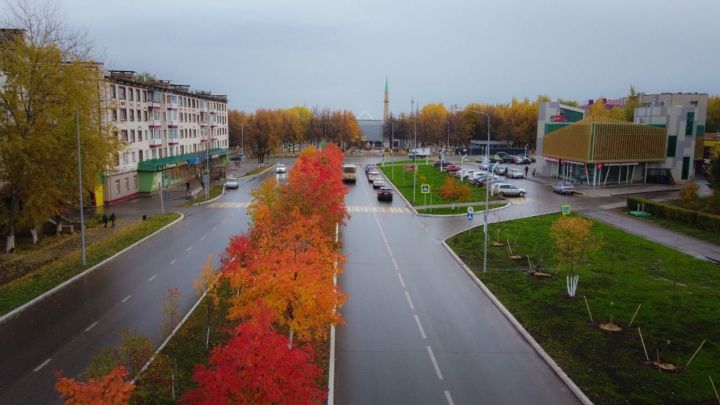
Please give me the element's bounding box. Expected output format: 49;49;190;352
562;204;571;216
421;184;430;207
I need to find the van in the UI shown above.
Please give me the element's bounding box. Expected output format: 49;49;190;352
342;164;358;183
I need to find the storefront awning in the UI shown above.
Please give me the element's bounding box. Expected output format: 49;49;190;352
137;148;229;172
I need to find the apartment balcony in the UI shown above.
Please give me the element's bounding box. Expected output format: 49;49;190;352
167;101;179;110
168;137;179;145
149;138;162;148
167;120;179;128
148;119;161;128
148;102;161;109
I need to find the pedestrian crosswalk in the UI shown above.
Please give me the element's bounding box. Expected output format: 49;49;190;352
207;201;410;215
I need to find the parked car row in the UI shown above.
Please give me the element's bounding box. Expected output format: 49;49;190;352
365;164;394;202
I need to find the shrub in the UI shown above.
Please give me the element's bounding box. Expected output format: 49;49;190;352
627;196;720;232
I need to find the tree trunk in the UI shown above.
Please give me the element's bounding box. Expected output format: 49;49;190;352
288;328;294;350
5;227;15;253
30;227;39;244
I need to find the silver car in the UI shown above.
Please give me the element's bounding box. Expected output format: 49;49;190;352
552;181;576;195
495;184;526;197
507;168;524;179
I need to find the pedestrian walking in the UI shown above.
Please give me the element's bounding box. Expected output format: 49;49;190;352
186;182;190;193
524;166;529;177
102;214;109;228
109;212;116;228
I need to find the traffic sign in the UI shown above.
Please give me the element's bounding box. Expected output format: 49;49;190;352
421;184;430;194
561;204;571;215
467;212;474;221
467;206;474;214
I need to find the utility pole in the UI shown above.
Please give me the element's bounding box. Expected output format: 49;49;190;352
411;98;417;203
76;111;86;267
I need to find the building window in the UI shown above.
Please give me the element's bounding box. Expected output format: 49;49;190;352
681;156;691;180
115;179;121;194
686;112;695;136
120;109;127;121
666;135;677;157
690;101;698;106
129;88;134;101
119;86;126;99
139;150;143;162
130;130;135;142
144;111;148;121
133;175;138;189
132;151;136;162
125;177;130;191
137;109;141;121
136;89;140;101
129;109;134;121
112;109;118;121
121;130;128;142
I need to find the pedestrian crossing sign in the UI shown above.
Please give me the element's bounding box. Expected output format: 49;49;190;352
421;184;430;194
561;204;571;215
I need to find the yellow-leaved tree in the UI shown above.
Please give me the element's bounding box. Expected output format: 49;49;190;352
550;216;603;297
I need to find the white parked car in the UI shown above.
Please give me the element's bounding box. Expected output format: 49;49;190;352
495;184;526;197
507;168;524;179
224;177;239;189
493;165;508;175
275;164;287;174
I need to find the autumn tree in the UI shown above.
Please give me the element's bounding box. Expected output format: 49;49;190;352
181;314;325;405
706;95;720;133
438;177;470;209
679;179;700;210
418;103;448;146
228;109;250;149
550;216;603;297
622;86;642;122
55;366;135;405
245;109;278;163
0;3;119;251
84;331;154;381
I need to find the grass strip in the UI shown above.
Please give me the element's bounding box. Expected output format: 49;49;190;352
241;165;270;177
447;213;719;404
416;202;507;215
378;163;501;206
182;185;224;207
0;213;180;317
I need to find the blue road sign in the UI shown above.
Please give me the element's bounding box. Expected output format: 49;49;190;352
467;212;474;221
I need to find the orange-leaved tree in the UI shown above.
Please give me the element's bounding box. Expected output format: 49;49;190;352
438;177;470;209
55;366;135;405
181;313;325;405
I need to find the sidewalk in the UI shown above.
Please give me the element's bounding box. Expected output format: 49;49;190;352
582;208;720;263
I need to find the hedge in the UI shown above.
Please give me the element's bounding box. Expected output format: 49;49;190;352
627;196;720;232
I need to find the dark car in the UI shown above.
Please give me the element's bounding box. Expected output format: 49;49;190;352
445;164;461;173
553;181;576;195
377;186;393;202
433;159;449;168
365;164;377;174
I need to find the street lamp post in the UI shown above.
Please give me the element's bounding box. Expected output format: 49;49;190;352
76;111;86;267
467;109;491;273
411;98;417;203
205;125;210;200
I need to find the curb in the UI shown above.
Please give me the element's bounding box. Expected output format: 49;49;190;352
0;213;185;325
416;202;510;218
327;223;340;405
195;186;226;206
440;236;593;405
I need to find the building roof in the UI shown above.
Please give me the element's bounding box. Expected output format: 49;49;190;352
105;70;228;103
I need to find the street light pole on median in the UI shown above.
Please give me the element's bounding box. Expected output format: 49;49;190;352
76;110;86;266
467;108;491;273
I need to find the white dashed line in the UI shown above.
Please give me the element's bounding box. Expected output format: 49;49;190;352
85;321;98;332
373;215;394;257
148;275;157;282
186;246;192;251
397;273;406;288
414;315;427;339
121;295;131;303
33;358;51;372
427;346;444;380
200;235;206;240
444;390;455;405
391;257;399;270
170;259;176;265
405;291;416;311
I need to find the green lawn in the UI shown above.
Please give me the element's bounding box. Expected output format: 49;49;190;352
416;202;507;215
378;163;500;206
618;208;720;246
447;214;719;404
0;213;181;317
241;165;270;177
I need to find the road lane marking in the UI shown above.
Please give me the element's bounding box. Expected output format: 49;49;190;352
391;257;399;270
405;291;416;311
414;315;427;339
33;358;51;372
200;235;206;240
444;391;455;405
373;215;394;257
121;295;131;303
170;259;176;265
85;321;98;332
397;273;406;288
186;246;192;251
427;346;444;380
148;275;157;282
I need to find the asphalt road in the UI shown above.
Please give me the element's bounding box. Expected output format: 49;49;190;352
0;166;283;404
335;158;585;404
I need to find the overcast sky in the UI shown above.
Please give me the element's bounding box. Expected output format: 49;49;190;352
51;0;720;118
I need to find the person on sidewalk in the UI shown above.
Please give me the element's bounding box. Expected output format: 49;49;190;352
102;214;109;228
109;212;116;228
524;166;529;177
185;182;190;193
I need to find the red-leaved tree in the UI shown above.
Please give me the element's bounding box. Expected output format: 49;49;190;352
55;366;135;405
181;313;325;405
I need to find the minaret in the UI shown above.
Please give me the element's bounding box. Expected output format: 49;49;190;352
383;76;390;122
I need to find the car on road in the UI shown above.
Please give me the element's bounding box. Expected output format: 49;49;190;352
445;164;461;173
342;164;358;183
224;177;239;189
372;179;386;189
275;164;287;174
491;182;511;194
367;169;380;182
433;159;450;168
553;181;576;195
495;184;526;197
493;165;508;175
377;186;393;202
365;164;377;174
514;155;532;165
507;168;524;179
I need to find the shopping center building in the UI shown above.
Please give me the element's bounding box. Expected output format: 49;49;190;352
535;93;708;186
